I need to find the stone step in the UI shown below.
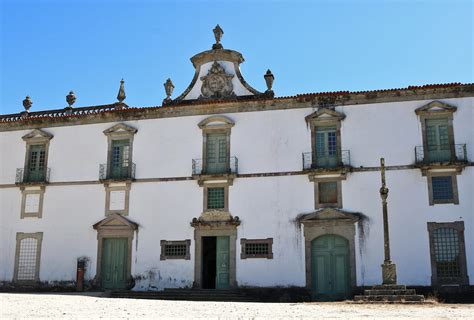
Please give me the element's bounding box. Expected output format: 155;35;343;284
370;285;407;290
354;295;425;303
111;290;255;302
364;289;416;296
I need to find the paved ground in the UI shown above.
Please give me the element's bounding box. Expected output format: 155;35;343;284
1;293;473;319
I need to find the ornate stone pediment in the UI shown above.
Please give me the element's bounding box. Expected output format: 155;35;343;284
103;123;138;136
93;213;138;230
298;208;360;225
199;61;235;99
305;108;346;123
415;101;457;115
22;129;53;141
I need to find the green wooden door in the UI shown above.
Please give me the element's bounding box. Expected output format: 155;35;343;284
110;140;130;179
216;236;230;289
101;238;128;290
315;126;338;168
206;133;228;174
311;234;350;301
426;119;451;162
27;144;46;182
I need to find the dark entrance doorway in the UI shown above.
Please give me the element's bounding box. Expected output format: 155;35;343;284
202;237;217;289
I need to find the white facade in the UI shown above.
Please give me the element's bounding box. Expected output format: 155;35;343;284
0;37;472;299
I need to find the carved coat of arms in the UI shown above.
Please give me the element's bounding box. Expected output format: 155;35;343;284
200;61;234;99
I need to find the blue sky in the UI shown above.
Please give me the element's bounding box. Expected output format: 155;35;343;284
1;0;472;114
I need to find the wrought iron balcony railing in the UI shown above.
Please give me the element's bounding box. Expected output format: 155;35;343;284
302;150;351;170
192;156;238;175
415;144;467;164
99;163;136;181
15;168;51;184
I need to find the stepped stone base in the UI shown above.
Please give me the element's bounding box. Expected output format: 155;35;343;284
354;284;426;304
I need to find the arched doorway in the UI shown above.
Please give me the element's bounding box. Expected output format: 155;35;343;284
311;234;350;301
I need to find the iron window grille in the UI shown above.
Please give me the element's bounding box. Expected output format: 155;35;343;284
207;187;225;210
240;238;273;259
160;240;191;260
433;228;461;278
16;237;39;281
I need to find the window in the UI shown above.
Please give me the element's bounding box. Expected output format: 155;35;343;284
207;187;225;210
203;184;228;212
415;101;457;164
160;240;191;260
319;181;338;204
314;179;342;209
19;129;53;184
20;186;45;218
427;173;459;205
240;238;273;259
427;222;468;286
315;126;338;168
103;123;137;181
14;232;43;282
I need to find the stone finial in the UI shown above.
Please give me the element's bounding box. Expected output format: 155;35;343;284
163;78;175;104
22;96;33;112
66;90;76;107
212;24;224;50
117;79;126;102
264;70;274;91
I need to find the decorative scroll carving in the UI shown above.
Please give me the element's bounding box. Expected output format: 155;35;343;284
200;62;235;99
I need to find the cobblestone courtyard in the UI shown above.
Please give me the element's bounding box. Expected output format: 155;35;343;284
1;293;474;319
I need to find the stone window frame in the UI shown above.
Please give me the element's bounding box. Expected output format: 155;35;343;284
305;108;345;168
426;171;459;205
310;175;344;209
197;116;235;175
103;123;138;180
13;232;43;282
415;101;457;163
21;129;53;184
104;182;131;216
203;182;229;213
20;186;46;219
427;221;469;287
240;238;273;259
160;240;191;260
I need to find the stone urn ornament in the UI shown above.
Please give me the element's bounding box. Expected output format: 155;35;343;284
264;69;275;97
22;95;33;113
66;90;76;108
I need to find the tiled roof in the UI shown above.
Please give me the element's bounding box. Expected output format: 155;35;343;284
0;82;472;124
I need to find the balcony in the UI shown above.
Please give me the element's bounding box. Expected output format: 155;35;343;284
15;168;50;184
415;144;467;164
192;156;238;176
99;163;136;181
302;150;351;171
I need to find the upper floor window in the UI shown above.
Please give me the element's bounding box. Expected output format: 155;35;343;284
101;123;137;181
16;129;53;184
304;108;349;170
427;172;459;205
193;116;237;176
415;101;467;164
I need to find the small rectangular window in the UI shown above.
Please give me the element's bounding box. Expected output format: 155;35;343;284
160;240;191;260
432;176;453;201
319;181;338;204
240;238;273;259
207;187;225;210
